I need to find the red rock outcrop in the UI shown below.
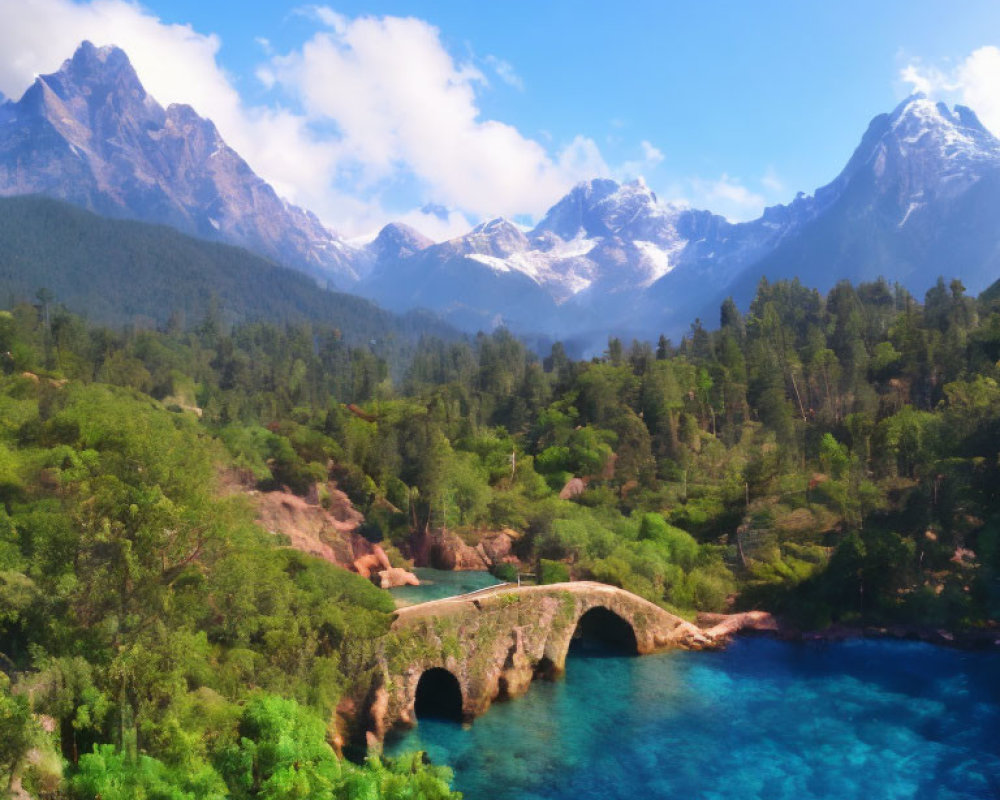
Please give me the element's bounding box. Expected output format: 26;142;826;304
697;610;781;640
352;545;419;588
255;485;369;569
475;528;520;566
408;527;521;571
244;477;419;588
558;477;587;500
377;566;420;589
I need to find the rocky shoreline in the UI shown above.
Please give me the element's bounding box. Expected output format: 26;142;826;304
697;611;1000;650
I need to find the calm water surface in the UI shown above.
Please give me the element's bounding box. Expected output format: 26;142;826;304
388;568;501;606
385;638;1000;799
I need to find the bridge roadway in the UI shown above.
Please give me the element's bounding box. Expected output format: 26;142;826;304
364;581;716;744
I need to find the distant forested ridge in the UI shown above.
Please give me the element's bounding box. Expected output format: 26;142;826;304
1;271;999;797
0;195;456;347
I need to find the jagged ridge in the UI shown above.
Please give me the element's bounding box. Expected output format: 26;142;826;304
3;41;1000;346
0;41;357;286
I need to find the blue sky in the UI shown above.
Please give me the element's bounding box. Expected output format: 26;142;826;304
2;1;999;236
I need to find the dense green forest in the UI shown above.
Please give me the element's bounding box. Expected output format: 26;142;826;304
0;195;456;352
1;273;1000;797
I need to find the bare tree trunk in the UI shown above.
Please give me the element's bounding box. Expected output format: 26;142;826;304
788;369;807;422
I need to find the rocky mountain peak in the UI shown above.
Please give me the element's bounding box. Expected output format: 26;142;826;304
532;178;621;240
532;177;671;244
369;222;433;263
0;40;358;285
40;41;153;117
886;93;1000;159
471;216;522;236
163;103;226;155
462;217;529;257
806;92;1000;226
166;102;213;128
63;41;137;83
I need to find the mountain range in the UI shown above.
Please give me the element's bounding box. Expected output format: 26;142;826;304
3;41;1000;349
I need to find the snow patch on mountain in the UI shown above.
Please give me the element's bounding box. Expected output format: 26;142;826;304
633;239;681;284
891;95;1000;164
427;178;695;302
466;231;601;296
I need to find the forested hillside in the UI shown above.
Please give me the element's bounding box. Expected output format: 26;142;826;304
0;196;455;349
1;273;999;796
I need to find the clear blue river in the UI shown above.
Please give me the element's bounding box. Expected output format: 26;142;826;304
385;637;1000;799
388;568;501;606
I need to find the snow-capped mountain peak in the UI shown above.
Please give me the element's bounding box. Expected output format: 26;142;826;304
887;93;1000;164
393;179;688;303
532;176;677;245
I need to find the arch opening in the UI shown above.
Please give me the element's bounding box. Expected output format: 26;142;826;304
414;668;463;722
569;606;638;656
533;656;557;681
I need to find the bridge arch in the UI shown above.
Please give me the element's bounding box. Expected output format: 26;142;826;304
570;605;639;655
414;667;463;722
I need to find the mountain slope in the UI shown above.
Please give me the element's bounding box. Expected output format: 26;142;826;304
366;93;1000;345
0;195;455;345
0;41;357;285
361;218;562;335
713;95;1000;311
358;181;692;335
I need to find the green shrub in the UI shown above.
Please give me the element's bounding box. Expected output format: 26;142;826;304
538;559;570;584
493;562;519;582
71;744;226;800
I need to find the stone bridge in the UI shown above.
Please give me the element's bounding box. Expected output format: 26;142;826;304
364;582;716;744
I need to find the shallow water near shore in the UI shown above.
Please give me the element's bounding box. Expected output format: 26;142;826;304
388;568;501;606
384;637;1000;799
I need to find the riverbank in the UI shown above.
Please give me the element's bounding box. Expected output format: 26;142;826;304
698;611;1000;649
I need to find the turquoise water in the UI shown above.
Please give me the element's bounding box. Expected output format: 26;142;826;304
385;638;1000;799
388;568;501;606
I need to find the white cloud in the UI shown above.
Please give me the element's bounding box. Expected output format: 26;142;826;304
954;47;1000;137
690;174;766;221
558;135;611;178
900;63;943;96
899;47;1000;137
255;65;277;89
395;207;473;242
641;140;664;164
484;55;524;91
616;139;664;181
0;1;617;238
268;10;608;223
